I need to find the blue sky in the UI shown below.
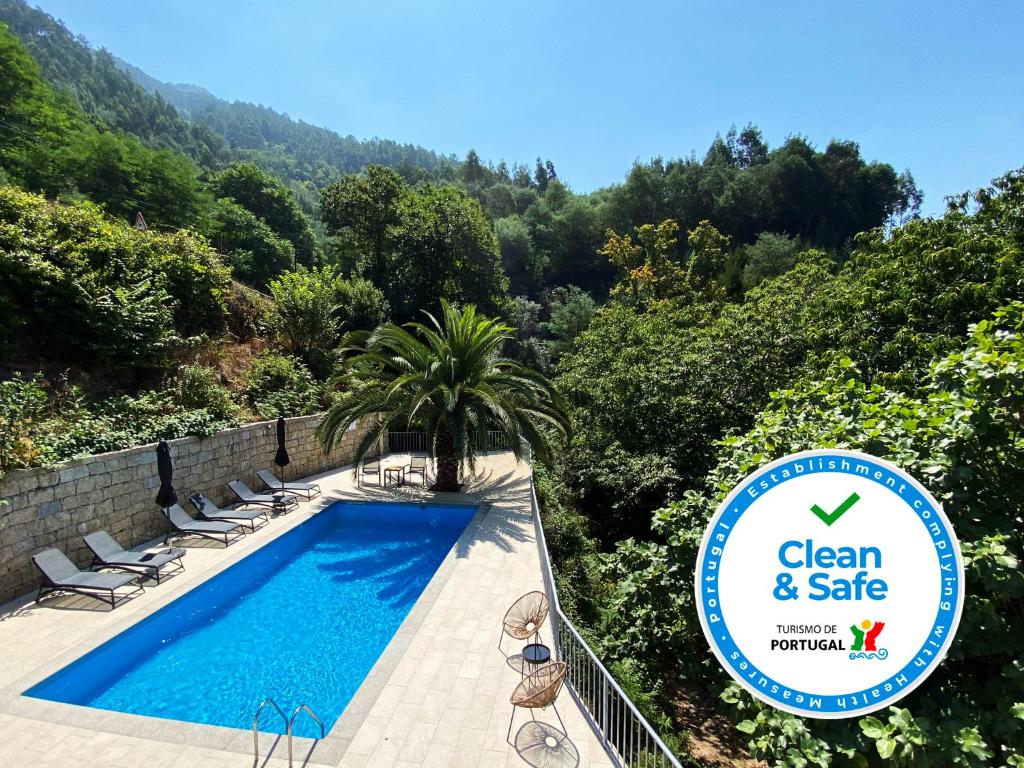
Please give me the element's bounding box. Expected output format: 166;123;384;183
31;0;1024;215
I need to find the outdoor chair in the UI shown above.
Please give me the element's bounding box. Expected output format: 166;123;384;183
359;456;381;486
83;531;185;583
189;492;268;532
33;547;144;608
162;504;245;547
507;661;568;742
257;469;322;499
500;590;550;652
405;454;428;486
227;480;298;512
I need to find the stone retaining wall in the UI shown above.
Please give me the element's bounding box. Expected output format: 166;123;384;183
0;415;374;604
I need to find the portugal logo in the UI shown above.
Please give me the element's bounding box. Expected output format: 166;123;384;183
849;619;888;660
695;449;964;719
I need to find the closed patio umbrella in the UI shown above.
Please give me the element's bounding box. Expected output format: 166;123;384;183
274;416;290;471
156;439;179;547
155;439;177;509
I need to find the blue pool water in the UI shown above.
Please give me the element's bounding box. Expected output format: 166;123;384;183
24;501;477;737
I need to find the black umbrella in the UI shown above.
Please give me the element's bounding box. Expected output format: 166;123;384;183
274;416;290;470
155;439;178;509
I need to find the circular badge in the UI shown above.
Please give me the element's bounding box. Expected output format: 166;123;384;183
695;449;964;719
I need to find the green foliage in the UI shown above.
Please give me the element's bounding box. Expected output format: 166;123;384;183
317;301;568;491
211;197;294;287
557;252;836;542
0;373;47;474
173;364;237;421
267;266;343;376
334;275;389;332
0;0;230;167
741;232;804;289
322;168;509;321
815;169;1024;386
0;377;238;468
242;352;322;419
0;186;229;367
543;285;595;360
598;303;1024;767
320;165;408;284
0;22;211;229
495;215;542;296
212;162;319;266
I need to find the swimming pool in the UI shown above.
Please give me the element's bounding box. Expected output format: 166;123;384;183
24;500;478;738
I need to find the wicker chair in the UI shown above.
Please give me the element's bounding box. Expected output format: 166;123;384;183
507;662;568;742
500;590;549;652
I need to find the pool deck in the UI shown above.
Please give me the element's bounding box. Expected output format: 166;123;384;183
0;453;613;767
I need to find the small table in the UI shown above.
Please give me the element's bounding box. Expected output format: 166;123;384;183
522;643;551;676
384;465;405;486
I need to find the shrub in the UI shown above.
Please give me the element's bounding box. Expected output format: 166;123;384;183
599;303;1024;767
0;373;47;475
173;364;237;421
242;353;322;419
335;275;389;332
267;266;342;376
0;186;230;368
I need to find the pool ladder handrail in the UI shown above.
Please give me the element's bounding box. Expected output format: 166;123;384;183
252;697;287;765
288;703;325;766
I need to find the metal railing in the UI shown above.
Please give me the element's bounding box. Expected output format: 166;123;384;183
288;704;325;766
386;430;514;453
530;477;683;768
483;431;513;451
252;697;287;765
387;431;426;452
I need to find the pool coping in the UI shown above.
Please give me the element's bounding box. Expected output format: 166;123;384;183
0;491;488;766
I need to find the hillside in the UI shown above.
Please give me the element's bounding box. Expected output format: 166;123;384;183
0;0;454;185
115;56;456;187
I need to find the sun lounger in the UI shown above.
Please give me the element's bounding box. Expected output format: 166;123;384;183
227;480;298;512
83;531;185;583
162;504;244;546
32;547;144;608
257;469;322;500
188;493;268;532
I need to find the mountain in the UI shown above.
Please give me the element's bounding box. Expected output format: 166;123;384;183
0;0;455;186
117;59;456;186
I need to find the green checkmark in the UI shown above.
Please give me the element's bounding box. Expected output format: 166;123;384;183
810;492;860;526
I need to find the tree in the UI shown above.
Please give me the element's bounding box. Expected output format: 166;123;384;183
601;219;689;304
495;215;540;296
317;301;568;491
267;266;342;376
686;219;729;282
320;165;407;287
740;232;803;289
462;148;485;185
212;162;319;267
391;185;508;319
211;197;294;287
335;276;389;332
544;285;595;359
534;158;550;192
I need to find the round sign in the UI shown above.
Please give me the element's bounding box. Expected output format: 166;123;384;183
694;449;964;719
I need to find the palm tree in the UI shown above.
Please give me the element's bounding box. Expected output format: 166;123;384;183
317;301;569;491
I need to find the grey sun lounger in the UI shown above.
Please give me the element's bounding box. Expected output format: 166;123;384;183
257;469;322;500
33;547;144;608
84;531;185;583
227;480;298;512
162;504;245;546
188;493;268;532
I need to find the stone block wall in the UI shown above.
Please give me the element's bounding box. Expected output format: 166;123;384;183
0;415;374;604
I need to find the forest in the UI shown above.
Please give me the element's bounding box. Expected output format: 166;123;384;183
0;0;1021;765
